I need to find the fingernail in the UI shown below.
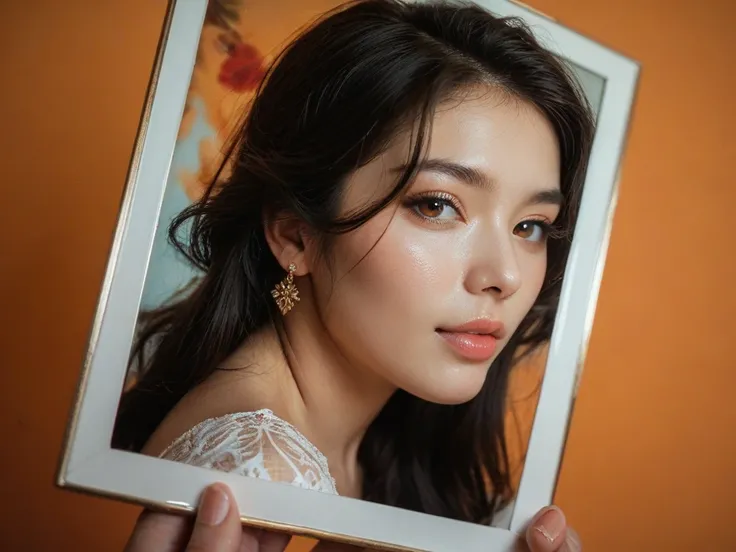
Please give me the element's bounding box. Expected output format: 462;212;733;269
534;506;565;543
198;484;230;526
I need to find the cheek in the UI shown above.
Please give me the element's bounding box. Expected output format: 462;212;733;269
322;215;456;311
309;215;461;371
516;248;548;316
527;250;547;289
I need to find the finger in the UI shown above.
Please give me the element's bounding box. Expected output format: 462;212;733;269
237;527;292;552
560;527;582;552
525;506;568;552
237;527;262;552
257;531;292;552
186;483;242;552
124;510;191;552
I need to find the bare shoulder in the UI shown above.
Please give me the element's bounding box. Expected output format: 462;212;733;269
141;372;263;457
140;389;235;458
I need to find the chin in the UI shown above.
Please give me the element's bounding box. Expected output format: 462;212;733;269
425;389;484;405
409;372;488;405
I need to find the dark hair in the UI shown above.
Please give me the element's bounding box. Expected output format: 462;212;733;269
113;0;594;525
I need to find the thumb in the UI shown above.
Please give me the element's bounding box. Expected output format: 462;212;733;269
186;483;242;552
525;506;568;552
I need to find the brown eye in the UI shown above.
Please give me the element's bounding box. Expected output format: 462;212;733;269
514;221;547;242
417;198;446;218
409;196;460;222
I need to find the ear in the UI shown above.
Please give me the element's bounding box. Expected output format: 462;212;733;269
263;210;311;276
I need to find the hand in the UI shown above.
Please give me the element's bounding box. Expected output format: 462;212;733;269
124;482;291;552
524;506;581;552
123;483;580;552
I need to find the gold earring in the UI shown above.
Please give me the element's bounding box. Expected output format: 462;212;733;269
271;262;300;315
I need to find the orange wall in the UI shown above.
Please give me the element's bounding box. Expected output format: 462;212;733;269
1;1;734;551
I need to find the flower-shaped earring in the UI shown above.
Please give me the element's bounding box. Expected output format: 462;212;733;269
271;262;300;315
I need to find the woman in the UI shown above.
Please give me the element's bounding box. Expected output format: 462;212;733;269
114;0;593;545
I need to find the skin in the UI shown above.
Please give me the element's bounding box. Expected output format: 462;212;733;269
142;90;577;543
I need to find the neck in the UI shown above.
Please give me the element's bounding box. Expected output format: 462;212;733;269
222;307;396;477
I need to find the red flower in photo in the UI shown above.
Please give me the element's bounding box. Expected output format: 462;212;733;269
218;42;265;92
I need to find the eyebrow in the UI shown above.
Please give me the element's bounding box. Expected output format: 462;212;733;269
525;188;564;207
405;158;493;191
395;158;564;206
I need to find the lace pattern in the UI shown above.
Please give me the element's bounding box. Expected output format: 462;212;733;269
159;409;338;495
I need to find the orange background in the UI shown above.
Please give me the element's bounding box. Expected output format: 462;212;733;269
1;1;734;551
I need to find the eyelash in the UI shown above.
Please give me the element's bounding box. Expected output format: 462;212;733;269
404;192;566;240
516;218;566;242
404;192;464;224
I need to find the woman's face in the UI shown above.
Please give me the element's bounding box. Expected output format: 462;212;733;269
306;92;561;404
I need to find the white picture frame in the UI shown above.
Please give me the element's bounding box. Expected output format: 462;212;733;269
56;1;639;550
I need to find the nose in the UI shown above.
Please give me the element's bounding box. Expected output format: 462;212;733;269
464;232;522;299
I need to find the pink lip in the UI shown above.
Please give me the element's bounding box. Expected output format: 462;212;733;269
436;319;505;362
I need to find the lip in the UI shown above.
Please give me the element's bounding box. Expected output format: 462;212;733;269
439;319;506;339
436;319;505;362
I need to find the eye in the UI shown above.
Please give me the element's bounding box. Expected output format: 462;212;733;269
514;220;550;242
408;194;462;222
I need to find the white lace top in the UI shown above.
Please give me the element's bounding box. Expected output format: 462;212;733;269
159;409;338;495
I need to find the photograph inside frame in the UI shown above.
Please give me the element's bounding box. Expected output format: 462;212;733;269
109;0;612;535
